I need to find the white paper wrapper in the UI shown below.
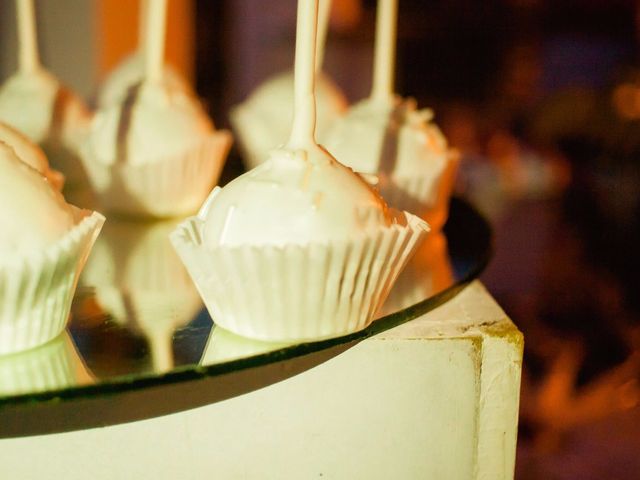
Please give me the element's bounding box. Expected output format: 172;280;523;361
171;212;429;342
380;149;460;231
0;210;105;355
80;131;232;218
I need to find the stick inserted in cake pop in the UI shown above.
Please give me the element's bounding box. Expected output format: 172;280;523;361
138;0;150;55
315;0;332;71
145;0;168;83
287;0;320;150
371;0;398;102
16;0;40;73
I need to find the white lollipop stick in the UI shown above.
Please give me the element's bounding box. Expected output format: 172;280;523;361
138;0;150;53
371;0;398;102
287;0;320;150
315;0;332;71
145;0;168;83
16;0;40;73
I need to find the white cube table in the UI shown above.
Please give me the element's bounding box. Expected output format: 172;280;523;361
0;281;522;479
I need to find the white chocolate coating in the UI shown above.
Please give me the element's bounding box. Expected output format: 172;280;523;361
0;142;75;258
230;70;347;168
323;96;448;177
86;82;213;166
200;146;392;247
0;69;89;150
0;121;48;174
97;53;190;108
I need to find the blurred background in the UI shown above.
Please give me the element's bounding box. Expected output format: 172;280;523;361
1;0;640;478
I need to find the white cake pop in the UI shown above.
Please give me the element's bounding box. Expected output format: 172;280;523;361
81;0;232;217
323;0;459;230
87;83;214;166
96;0;190;109
0;0;90;187
230;0;347;170
172;0;428;342
200;146;392;248
0;143;76;258
0;121;64;189
0;142;104;354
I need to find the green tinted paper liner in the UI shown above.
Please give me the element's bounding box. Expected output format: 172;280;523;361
171;211;428;342
0;210;104;355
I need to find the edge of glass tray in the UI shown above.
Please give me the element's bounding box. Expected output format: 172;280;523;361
0;197;492;438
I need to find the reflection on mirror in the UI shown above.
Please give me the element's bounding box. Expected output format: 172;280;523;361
0;198;488;417
200;326;294;366
379;232;453;316
79;217;203;374
0;331;92;397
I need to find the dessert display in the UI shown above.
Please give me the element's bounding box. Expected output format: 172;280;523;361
172;0;428;342
0;0;91;187
323;0;459;230
0;121;64;189
81;218;202;373
0;142;104;354
96;0;190;109
230;0;347;170
81;0;232;218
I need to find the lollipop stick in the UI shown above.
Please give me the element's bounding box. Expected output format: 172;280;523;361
315;0;332;71
287;0;319;150
371;0;398;102
138;0;149;53
16;0;40;72
145;0;168;83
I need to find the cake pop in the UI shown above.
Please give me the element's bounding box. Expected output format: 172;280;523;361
323;0;459;230
0;0;91;187
172;0;428;342
81;0;232;217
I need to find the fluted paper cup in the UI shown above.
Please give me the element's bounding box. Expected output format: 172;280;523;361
171;212;429;342
80;131;232;218
380;149;460;231
0;210;105;355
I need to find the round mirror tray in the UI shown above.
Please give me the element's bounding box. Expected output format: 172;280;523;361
0;196;491;438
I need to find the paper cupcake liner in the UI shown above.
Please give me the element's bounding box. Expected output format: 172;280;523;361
0;210;105;355
81;131;232;218
171;212;428;342
380;149;460;231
